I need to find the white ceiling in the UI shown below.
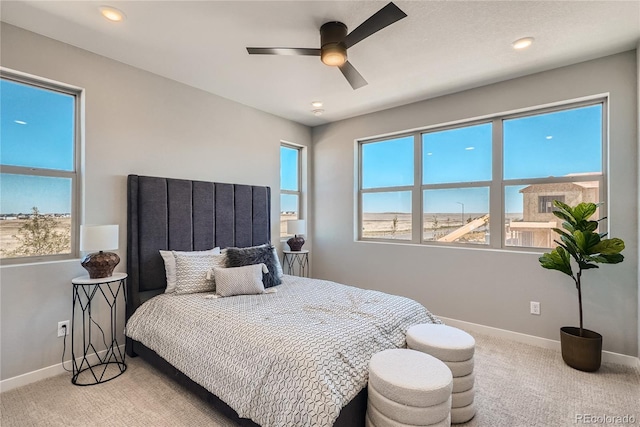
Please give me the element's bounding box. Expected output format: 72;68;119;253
2;1;639;127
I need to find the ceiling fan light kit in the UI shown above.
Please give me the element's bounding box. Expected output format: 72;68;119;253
320;22;348;66
246;2;407;90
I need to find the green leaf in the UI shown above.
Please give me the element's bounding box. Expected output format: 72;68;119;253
578;262;599;270
572;203;597;222
600;253;624;264
573;230;601;254
553;228;574;242
552;210;574;224
590;253;624;264
580;220;599;233
562;221;576;233
553;200;573;214
591;238;625;255
560;235;580;261
539;247;573;277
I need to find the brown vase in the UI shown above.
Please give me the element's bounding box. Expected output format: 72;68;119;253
560;326;602;372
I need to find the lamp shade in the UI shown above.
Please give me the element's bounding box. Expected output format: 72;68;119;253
80;225;119;252
287;220;306;236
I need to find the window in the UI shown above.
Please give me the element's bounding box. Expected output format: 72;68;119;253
360;136;413;240
538;196;565;213
0;71;81;262
422;123;492;244
280;144;301;237
503;104;603;249
357;100;605;250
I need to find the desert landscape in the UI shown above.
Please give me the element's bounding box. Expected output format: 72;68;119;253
0;217;71;258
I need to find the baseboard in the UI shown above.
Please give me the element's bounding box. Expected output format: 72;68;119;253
438;316;640;369
0;345;125;393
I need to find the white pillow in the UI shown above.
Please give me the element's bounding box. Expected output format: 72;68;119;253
213;264;268;297
160;248;220;293
161;248;221;293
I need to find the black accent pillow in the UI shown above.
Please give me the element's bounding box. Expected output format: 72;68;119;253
225;244;282;288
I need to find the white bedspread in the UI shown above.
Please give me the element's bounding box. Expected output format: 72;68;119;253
126;275;440;427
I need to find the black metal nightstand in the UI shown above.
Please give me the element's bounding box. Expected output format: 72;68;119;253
71;272;127;385
283;250;309;277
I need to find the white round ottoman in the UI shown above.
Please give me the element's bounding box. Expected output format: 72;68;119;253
367;349;452;426
407;324;475;362
406;324;477;424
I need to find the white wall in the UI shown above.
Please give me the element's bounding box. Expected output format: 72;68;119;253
0;23;311;381
312;51;638;356
637;42;640;360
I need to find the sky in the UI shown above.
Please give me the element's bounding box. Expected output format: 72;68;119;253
1;77;602;216
362;104;602;214
280;146;299;212
1;79;75;214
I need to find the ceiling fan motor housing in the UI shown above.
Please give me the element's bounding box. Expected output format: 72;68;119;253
320;21;348;66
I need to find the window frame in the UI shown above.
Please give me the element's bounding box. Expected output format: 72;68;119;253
356;97;607;251
0;68;83;264
280;142;302;238
358;133;417;242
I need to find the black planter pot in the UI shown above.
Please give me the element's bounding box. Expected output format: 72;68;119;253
560;326;603;372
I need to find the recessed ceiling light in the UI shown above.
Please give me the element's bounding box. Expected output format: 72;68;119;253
465;146;475;151
512;37;534;50
14;120;27;125
311;101;323;108
312;109;325;116
99;6;126;22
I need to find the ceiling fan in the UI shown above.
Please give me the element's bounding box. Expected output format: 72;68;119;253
246;2;407;90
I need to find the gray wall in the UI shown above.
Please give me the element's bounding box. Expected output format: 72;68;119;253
312;51;638;356
0;24;311;380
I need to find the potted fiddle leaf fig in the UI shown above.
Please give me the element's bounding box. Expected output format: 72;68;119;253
538;201;624;372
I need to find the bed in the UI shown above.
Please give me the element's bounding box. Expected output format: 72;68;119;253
125;174;440;427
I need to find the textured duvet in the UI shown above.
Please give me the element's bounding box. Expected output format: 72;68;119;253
125;275;440;427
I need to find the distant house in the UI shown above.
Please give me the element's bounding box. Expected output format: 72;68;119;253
507;181;599;247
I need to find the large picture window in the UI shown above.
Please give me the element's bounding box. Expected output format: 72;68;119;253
357;100;605;250
0;71;81;262
280;144;301;237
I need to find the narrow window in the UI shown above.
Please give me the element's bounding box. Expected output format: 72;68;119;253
280;144;301;238
0;72;81;263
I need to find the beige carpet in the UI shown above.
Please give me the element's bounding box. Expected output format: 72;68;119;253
1;332;638;426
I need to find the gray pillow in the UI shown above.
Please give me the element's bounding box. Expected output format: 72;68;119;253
225;244;282;288
213;264;267;297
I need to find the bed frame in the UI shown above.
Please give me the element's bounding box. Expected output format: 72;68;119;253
125;174;366;427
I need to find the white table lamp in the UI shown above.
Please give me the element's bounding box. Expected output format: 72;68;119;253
80;225;120;278
287;219;306;251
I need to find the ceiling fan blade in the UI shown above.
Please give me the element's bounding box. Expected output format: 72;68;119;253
344;2;407;49
246;47;321;56
339;61;368;90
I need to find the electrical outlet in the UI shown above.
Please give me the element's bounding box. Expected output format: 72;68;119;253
530;301;541;315
57;320;70;337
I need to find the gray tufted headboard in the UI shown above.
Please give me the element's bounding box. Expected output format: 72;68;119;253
126;174;271;321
